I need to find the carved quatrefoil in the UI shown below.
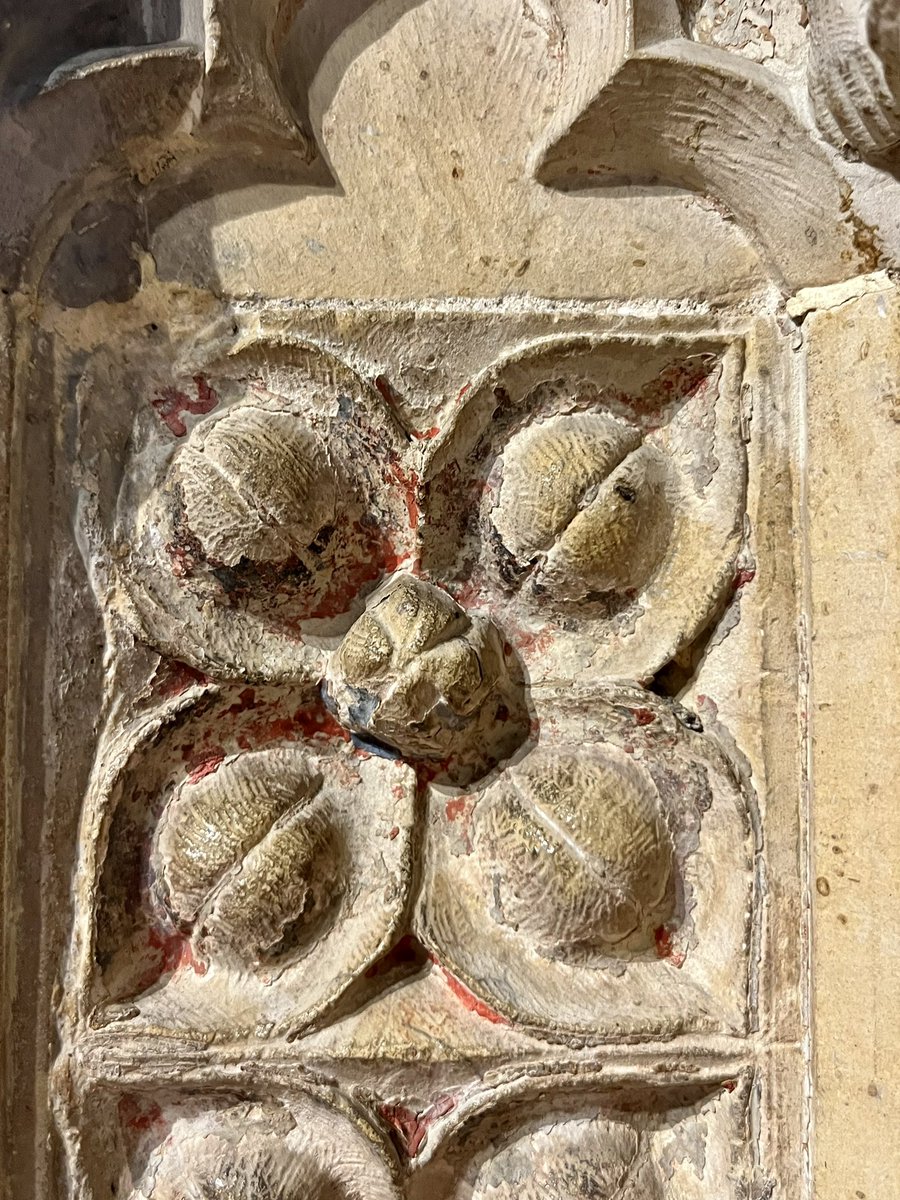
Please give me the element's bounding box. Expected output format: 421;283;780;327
72;319;753;1045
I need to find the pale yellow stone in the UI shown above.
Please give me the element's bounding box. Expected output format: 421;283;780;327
805;286;900;1200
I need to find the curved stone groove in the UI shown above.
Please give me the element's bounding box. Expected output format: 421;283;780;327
536;39;871;287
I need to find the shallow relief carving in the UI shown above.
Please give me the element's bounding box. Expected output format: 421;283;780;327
62;1069;751;1200
57;305;759;1196
6;0;891;1194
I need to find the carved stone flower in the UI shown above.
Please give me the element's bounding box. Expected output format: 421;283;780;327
324;573;528;774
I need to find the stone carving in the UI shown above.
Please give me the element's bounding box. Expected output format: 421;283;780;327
126;1097;400;1200
83;685;416;1038
58;311;754;1181
491;414;671;599
172;407;339;571
404;1073;750;1199
807;0;900;166
418;685;752;1037
422;336;747;683
474;746;676;955
152;748;342;965
112;347;415;683
325;573;529;778
8;2;881;1197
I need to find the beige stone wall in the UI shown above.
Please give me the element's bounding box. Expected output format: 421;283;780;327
805;285;900;1200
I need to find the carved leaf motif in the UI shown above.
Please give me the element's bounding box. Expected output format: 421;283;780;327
153;748;341;963
807;0;900;162
83;684;416;1038
128;1099;400;1200
469;1118;649;1200
111;347;415;683
173;408;338;567
494;414;672;600
417;684;754;1037
421;337;747;685
477;748;675;955
492;413;642;561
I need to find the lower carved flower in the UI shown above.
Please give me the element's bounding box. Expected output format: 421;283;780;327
128;1098;400;1199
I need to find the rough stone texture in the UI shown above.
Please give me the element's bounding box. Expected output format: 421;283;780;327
0;2;898;1199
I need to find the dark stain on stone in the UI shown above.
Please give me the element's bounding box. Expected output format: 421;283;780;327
44;199;142;307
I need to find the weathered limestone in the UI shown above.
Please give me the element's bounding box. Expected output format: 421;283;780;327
805;286;900;1200
1;3;898;1199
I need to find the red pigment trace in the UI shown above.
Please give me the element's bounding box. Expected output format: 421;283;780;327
373;373;404;414
118;1095;165;1135
722;1079;738;1094
296;524;409;623
386;459;421;530
138;928;208;991
696;693;719;720
733;567;756;591
445;797;468;822
432;958;509;1024
411;747;459;787
618;356;716;431
388;825;400;839
290;704;348;743
379;1094;457;1158
410;426;440;441
631;707;657;726
511;626;555;657
224;686;259;716
151;374;219;437
442;795;474;854
184;748;225;784
151;660;209;699
654;925;686;969
166;543;194;578
227;695;348;751
450;577;487;610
